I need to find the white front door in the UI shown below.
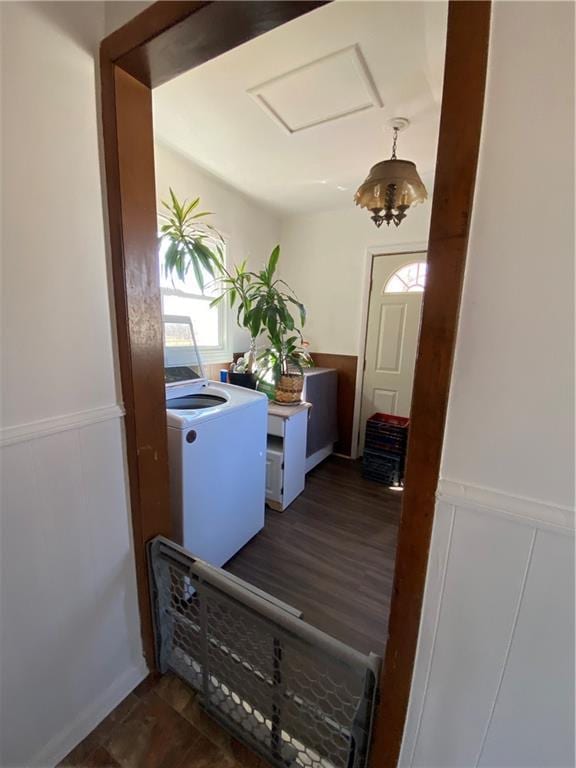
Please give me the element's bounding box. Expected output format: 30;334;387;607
359;252;426;453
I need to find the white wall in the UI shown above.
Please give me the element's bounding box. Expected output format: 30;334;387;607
2;2;120;426
441;4;574;509
279;198;432;355
104;1;154;36
154;140;282;355
0;3;146;765
401;3;575;766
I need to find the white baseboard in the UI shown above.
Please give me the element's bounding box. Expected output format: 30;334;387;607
305;444;334;473
30;659;149;768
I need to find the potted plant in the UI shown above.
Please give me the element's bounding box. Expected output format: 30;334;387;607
160;189;259;386
257;335;312;403
160;193;310;394
211;244;307;391
247;245;311;402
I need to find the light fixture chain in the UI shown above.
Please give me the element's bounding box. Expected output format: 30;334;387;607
391;127;398;159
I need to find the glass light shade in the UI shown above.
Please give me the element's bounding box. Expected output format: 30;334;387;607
354;158;427;227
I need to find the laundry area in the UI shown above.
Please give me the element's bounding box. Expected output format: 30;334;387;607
162;314;402;656
110;3;450;765
157;318;400;766
3;0;573;767
151;1;440;667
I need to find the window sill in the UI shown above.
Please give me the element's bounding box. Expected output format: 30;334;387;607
199;348;232;365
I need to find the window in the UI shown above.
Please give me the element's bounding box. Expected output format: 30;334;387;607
384;261;427;293
159;236;227;356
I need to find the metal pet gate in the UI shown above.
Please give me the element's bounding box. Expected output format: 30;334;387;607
149;537;381;768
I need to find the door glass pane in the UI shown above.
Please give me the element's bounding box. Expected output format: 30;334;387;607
384;261;427;293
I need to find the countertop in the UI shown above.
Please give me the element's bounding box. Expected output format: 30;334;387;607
268;401;312;419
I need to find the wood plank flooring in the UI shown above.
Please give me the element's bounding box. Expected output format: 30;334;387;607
59;674;269;768
60;457;400;768
225;456;402;656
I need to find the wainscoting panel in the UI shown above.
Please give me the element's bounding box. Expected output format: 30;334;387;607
400;485;574;768
477;528;574;768
0;409;147;767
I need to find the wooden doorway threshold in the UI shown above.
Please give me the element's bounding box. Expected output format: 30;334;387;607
100;3;491;766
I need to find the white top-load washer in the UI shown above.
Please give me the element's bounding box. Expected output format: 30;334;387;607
164;317;267;567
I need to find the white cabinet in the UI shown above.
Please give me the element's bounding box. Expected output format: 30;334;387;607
266;403;310;512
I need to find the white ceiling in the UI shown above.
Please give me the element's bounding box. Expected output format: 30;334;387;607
153;1;448;215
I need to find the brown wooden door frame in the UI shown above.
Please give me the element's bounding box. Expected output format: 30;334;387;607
100;2;491;765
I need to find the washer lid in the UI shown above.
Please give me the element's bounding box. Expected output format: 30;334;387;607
165;365;207;387
163;315;206;391
166;393;227;410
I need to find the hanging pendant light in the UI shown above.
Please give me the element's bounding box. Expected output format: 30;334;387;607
354;118;427;228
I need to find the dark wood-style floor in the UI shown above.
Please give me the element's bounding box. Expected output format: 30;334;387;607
226;456;402;656
60;458;400;768
59;674;270;768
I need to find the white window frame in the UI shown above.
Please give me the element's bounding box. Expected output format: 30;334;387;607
159;233;231;364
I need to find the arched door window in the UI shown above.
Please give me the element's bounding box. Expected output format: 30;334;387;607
384;261;427;293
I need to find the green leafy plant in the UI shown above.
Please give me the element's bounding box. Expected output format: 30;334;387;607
210;245;307;376
160;200;309;380
245;245;306;344
257;334;312;384
159;188;223;292
209;259;254;335
246;245;310;384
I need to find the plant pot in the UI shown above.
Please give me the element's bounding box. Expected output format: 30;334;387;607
228;371;257;390
274;373;304;404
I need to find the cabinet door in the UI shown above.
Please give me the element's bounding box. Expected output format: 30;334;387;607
282;411;307;507
265;449;283;503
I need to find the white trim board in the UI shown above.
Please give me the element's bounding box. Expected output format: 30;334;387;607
305;444;334;473
437;479;574;533
0;404;125;447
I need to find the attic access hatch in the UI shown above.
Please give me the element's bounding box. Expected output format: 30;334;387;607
149;537;381;768
248;44;383;135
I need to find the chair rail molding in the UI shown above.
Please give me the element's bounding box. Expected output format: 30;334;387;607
437;478;574;533
0;403;125;447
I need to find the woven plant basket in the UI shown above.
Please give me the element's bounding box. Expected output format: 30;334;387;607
275;373;304;404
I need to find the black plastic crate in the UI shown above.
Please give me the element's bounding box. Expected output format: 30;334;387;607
362;413;409;485
366;413;409;440
364;431;406;455
361;449;404;486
